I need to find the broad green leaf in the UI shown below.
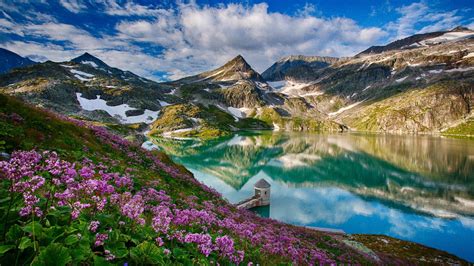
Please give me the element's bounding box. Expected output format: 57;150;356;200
0;245;15;255
93;255;113;266
6;224;23;242
130;241;164;265
18;237;32;250
31;243;71;266
70;243;92;262
64;234;79;245
23;221;43;235
106;242;128;259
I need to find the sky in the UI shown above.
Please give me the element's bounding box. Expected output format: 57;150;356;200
0;0;473;81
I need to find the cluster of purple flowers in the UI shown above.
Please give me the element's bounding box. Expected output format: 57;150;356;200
0;150;248;264
0;114;344;264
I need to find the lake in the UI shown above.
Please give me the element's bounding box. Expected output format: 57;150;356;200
147;132;474;262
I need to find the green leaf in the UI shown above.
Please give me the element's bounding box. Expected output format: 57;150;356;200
18;237;32;250
64;234;79;245
31;243;71;266
0;245;15;255
93;255;113;266
23;221;43;235
70;243;92;262
106;242;128;259
6;224;23;242
130;241;164;265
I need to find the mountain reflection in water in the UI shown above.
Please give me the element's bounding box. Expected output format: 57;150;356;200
149;132;474;262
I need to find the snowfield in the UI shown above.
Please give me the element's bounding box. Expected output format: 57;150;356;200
227;107;245;121
268;80;322;97
328;101;363;117
395;76;408;83
421;31;474;46
159;100;172;107
80;61;99;68
76;93;159;124
70;69;95;82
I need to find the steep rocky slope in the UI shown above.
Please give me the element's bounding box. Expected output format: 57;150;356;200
156;55;344;138
262;27;474;135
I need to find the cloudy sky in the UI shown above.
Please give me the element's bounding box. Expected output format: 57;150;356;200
0;0;473;81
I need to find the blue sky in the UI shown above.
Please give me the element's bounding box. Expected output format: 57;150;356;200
0;0;473;81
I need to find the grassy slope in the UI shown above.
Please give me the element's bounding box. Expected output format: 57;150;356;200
0;94;468;265
341;82;472;134
149;104;270;139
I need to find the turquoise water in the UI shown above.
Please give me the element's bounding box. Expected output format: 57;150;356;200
149;132;474;262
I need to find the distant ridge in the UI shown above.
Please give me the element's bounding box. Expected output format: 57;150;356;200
356;26;474;56
0;48;36;74
262;55;339;81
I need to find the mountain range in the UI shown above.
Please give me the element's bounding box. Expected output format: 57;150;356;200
1;26;473;139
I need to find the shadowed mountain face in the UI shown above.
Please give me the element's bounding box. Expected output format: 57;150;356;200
0;48;36;74
262;55;340;81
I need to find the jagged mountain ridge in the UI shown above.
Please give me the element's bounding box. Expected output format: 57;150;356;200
357;26;474;56
261;27;474;134
1;26;473;138
0;52;177;127
0;48;36;74
155;54;344;138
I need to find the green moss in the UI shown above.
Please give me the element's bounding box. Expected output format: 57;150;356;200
443;119;474;137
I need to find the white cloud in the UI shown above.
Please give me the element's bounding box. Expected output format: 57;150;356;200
59;0;86;13
115;2;387;78
101;0;167;16
387;2;464;40
1;1;471;81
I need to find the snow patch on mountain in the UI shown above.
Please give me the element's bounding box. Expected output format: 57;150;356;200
328;101;363;117
69;69;95;82
159;100;171;107
395;76;408;83
227;107;245;121
70;69;94;77
81;61;98;68
463;52;474;59
269;80;321;97
421;31;474;46
445;67;474;72
76;93;159;124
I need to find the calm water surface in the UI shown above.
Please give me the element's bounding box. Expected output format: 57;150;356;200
147;132;474;262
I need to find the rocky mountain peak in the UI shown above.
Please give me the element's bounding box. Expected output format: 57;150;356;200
451;26;471;32
196;55;264;82
71;52;109;68
221;54;253;72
